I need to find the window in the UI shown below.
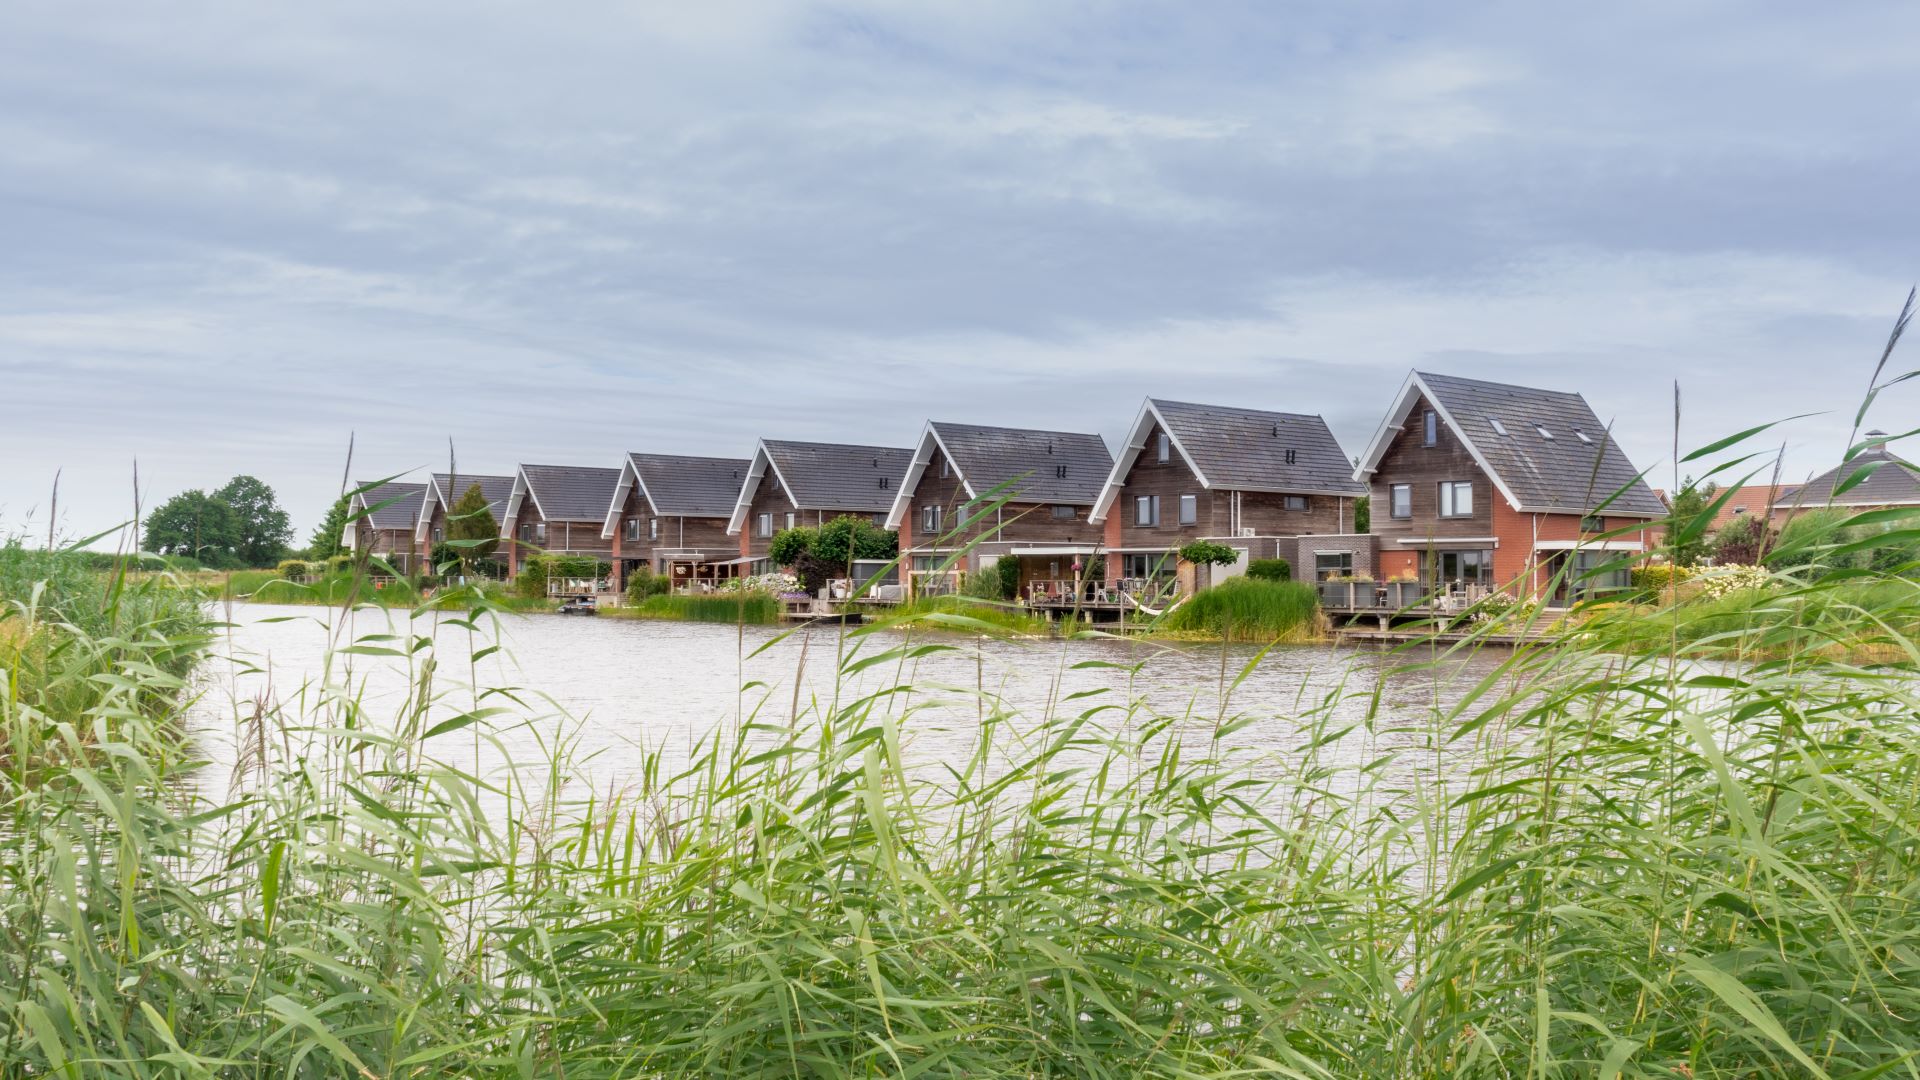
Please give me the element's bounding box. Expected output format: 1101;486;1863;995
1135;495;1160;527
1283;495;1310;512
1535;424;1554;440
1489;418;1510;437
1439;481;1473;518
939;456;950;479
785;512;796;531
1423;410;1438;446
432;527;444;543
1390;484;1412;519
624;518;640;542
1574;430;1593;445
1178;494;1197;525
649;518;660;540
1432;550;1492;585
1314;551;1353;581
911;555;946;572
518;523;532;543
1051;504;1076;519
756;513;773;538
1124;553;1170;579
1580;515;1605;533
872;513;887;526
922;504;943;533
1157;432;1171;463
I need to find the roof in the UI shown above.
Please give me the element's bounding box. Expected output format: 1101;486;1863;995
1089;399;1363;522
885;422;1113;527
601;453;750;537
1783;437;1920;508
351;480;428;531
506;464;622;524
417;473;515;541
1354;371;1667;518
1706;484;1788;529
727;440;914;533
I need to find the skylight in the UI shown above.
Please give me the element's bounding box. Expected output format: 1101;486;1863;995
1489;418;1510;436
1535;425;1554;440
1575;430;1592;444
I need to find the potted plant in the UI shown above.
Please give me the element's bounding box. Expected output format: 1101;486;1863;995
1383;573;1425;609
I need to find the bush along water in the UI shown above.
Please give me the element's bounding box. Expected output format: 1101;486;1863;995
1158;576;1321;642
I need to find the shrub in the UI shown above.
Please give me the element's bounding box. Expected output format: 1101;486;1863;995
274;559;314;581
627;592;780;624
624;566;671;604
962;560;1009;600
1630;563;1691;599
1696;563;1772;600
1710;514;1771;566
996;554;1021;599
1159;578;1319;642
1178;540;1239;567
1245;558;1291;583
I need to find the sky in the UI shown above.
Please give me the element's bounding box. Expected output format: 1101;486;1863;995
3;1;1917;545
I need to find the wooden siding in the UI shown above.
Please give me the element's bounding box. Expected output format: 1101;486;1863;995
1112;420;1351;549
898;444;1101;565
1367;391;1495;542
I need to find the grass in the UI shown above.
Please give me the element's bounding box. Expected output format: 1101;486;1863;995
614;589;783;624
866;593;1062;636
1155;576;1322;642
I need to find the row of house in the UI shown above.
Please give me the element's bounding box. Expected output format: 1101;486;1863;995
347;371;1914;605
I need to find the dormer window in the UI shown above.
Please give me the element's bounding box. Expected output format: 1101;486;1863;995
1575;430;1593;445
1489;418;1510;437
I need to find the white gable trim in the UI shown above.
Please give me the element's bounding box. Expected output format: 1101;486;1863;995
1088;398;1214;524
884;423;975;529
601;456;660;539
727;442;796;535
1352;371;1528;514
503;467;547;530
414;478;449;544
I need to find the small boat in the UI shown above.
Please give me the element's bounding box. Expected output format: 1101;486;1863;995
557;594;598;616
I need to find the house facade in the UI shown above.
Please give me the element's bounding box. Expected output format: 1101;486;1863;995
347;480;429;574
1088;399;1368;593
414;473;514;565
601;452;750;591
501;464;622;581
885;422;1113;600
1353;371;1665;604
726;440;914;566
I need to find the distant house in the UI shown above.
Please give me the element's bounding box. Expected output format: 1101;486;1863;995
414;473;514;558
1703;484;1789;531
1779;433;1920;518
501;464;623;581
1089;399;1368;592
885;422;1113;600
726;440;914;568
1353;371;1665;604
346;480;429;574
601;453;750;591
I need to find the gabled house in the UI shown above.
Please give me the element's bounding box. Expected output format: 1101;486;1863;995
501;464;622;581
726;440;914;566
1780;433;1920;518
414;473;514;557
1353;371;1665;605
885;422;1113;600
602;453;750;591
1089;399;1368;591
346;480;429;574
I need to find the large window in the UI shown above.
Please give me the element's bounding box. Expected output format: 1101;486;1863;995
1390;484;1412;519
756;513;773;538
1430;550;1492;586
624;518;641;542
1580;515;1605;534
921;504;943;533
1135;495;1161;527
785;512;797;531
1423;410;1438;446
1123;552;1170;579
1438;481;1473;518
1314;551;1353;581
1178;494;1197;525
518;522;533;543
649;518;660;540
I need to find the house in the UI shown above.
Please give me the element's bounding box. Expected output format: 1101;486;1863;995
601;453;750;591
1353;371;1666;604
501;464;623;581
346;480;429;573
1088;399;1369;592
726;440;915;568
414;473;515;561
885;422;1113;600
1779;433;1920;518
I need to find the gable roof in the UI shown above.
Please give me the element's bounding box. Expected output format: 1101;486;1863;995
416;473;514;542
1089;399;1364;523
601;453;750;538
1354;371;1667;518
885;422;1113;527
727;439;914;533
505;464;622;525
1783;436;1920;508
350;480;428;531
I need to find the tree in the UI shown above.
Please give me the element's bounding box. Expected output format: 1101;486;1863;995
770;516;899;593
1663;480;1718;568
445;482;500;567
1710;513;1770;566
145;490;237;567
1353;495;1370;535
310;495;351;560
214;475;293;567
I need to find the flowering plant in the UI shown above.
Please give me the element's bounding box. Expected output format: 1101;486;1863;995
1696;564;1771;600
721;572;801;595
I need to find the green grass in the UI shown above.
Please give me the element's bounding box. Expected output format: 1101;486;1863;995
1156;576;1322;642
868;594;1061;636
615;590;782;624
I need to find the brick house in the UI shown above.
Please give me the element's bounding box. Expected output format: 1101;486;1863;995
725;440;914;567
501;464;622;582
1088;398;1369;593
884;422;1113;599
347;480;429;574
414;473;513;561
1352;371;1665;604
600;452;749;591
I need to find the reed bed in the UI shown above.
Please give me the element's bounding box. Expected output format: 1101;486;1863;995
1159;576;1322;642
620;590;783;624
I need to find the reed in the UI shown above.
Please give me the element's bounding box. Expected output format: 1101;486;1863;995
620;589;782;624
1157;576;1322;642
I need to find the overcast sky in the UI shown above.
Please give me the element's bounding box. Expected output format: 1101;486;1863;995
4;1;1916;545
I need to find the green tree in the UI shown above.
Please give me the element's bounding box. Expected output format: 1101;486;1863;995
445;482;500;567
214;475;293;567
310;495;351;560
1353;495;1370;534
771;516;899;593
1710;513;1770;566
1663;480;1717;568
145;490;237;567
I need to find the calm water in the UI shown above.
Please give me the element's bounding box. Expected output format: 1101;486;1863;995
189;602;1510;804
